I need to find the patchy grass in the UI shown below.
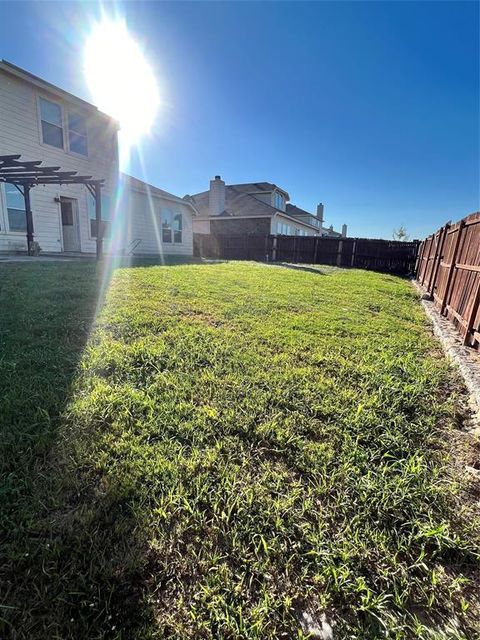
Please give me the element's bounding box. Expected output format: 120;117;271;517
0;261;479;639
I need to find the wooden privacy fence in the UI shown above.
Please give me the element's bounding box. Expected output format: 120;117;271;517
416;211;480;349
194;233;420;274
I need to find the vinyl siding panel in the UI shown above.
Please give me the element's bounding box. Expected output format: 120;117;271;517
122;189;194;256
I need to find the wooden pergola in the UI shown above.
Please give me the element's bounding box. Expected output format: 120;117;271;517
0;154;105;259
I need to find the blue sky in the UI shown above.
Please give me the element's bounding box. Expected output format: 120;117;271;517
0;1;478;239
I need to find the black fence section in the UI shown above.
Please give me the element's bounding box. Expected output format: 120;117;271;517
193;233;420;275
194;234;270;262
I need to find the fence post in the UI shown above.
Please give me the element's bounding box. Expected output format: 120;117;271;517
427;231;441;293
415;240;425;277
313;236;319;264
336;239;343;266
272;235;277;262
420;235;434;286
441;219;465;315
463;281;480;346
351;239;357;267
427;224;448;295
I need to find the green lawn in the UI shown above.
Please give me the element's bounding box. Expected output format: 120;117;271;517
1;261;478;639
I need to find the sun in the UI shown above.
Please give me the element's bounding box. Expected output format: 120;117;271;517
84;19;160;147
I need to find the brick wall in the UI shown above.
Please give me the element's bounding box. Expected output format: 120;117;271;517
210;217;271;235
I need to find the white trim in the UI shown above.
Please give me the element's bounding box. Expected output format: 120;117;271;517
37;93;66;151
66;108;89;158
0;184;7;233
273;190;286;212
59;196;80;252
1;182;29;234
36;93;91;159
160;207;184;245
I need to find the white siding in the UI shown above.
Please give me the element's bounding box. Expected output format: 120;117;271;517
272;214;319;236
0;68;118;254
121;188;194;256
192;218;211;235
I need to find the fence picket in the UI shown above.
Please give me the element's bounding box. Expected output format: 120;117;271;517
416;212;480;350
440;220;465;315
194;233;419;274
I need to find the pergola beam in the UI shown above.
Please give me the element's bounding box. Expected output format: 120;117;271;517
0;154;22;167
0;165;63;174
0;159;44;170
0;172;79;180
1;179;98;186
0;175;98;184
0;154;105;259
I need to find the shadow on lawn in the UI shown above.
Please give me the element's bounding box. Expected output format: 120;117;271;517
274;262;331;276
0;261;154;639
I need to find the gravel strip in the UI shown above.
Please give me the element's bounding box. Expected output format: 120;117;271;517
412;280;480;432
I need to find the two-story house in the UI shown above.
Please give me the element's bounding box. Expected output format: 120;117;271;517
0;61;197;258
189;176;347;238
0;60;119;255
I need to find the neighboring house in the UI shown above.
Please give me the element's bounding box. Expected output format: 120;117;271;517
189;176;347;237
118;174;196;257
0;60;118;254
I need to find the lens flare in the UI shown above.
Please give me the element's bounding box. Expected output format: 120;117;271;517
84;18;160;148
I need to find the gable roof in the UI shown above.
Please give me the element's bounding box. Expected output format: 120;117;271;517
0;60;118;126
286;203;316;219
122;174;197;214
286;203;342;237
228;182;290;199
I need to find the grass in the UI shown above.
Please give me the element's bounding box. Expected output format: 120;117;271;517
1;260;479;639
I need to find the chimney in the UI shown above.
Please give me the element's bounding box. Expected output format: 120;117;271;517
209;175;225;216
316;203;324;225
341;224;347;237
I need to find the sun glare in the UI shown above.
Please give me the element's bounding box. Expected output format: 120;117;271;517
84;19;160;147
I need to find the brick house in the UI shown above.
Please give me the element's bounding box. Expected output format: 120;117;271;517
189;176;347;237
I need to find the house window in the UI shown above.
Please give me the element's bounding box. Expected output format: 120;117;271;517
162;210;183;244
5;184;26;232
274;192;285;211
173;213;183;243
68;111;88;156
39;97;64;149
277;221;293;235
87;193;111;238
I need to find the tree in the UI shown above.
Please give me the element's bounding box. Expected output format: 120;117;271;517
392;226;410;242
